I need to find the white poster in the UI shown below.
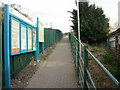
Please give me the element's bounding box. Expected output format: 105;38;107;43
33;29;36;50
39;22;44;42
11;19;20;53
21;25;27;51
28;28;32;50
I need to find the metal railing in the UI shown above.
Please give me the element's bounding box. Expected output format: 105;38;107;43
69;33;120;89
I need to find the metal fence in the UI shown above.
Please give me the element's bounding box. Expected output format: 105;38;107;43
69;33;120;89
44;28;63;49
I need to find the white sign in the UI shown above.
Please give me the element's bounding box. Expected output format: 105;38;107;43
38;22;44;42
21;25;27;51
11;19;20;53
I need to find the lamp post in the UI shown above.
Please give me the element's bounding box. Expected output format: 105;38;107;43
75;0;88;86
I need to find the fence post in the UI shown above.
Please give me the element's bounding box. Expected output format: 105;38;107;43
84;46;88;89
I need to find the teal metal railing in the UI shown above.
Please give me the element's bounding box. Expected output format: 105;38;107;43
69;33;120;89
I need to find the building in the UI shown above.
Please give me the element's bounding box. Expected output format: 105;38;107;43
107;28;120;61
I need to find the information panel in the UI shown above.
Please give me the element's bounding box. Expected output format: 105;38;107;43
38;22;44;42
21;25;27;51
33;29;36;50
11;19;20;53
28;28;32;50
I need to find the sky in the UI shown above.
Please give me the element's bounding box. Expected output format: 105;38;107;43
1;0;120;33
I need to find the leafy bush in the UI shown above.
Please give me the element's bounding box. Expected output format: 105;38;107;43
101;49;120;81
101;49;116;64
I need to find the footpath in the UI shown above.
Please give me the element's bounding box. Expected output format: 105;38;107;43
26;36;78;88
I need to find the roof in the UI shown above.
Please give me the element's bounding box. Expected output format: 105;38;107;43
108;28;120;37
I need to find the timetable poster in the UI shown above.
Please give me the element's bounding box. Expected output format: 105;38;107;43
11;19;20;53
38;22;44;42
21;26;27;51
28;28;32;50
33;30;36;50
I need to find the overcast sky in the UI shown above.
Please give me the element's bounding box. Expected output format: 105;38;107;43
1;0;119;33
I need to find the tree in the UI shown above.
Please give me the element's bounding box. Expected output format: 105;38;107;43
71;2;109;45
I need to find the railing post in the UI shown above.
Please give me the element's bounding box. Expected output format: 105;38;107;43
77;40;80;76
84;46;88;89
75;40;78;72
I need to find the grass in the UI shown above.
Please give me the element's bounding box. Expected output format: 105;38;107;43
88;45;120;81
100;49;120;81
96;75;107;81
89;45;102;52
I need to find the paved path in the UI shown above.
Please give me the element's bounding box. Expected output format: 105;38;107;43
26;36;78;88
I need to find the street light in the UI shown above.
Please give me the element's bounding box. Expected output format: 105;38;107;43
75;1;89;82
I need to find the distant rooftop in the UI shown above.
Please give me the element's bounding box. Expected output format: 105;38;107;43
109;28;120;37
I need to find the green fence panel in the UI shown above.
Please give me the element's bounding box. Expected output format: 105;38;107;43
39;42;42;53
10;52;33;78
44;28;50;49
44;28;63;49
44;28;47;49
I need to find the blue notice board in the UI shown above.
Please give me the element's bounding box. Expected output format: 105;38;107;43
4;4;40;88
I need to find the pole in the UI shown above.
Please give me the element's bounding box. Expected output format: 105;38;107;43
4;4;11;88
77;1;81;76
76;0;88;86
77;0;80;40
34;17;40;62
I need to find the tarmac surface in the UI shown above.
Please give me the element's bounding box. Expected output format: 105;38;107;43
26;36;78;88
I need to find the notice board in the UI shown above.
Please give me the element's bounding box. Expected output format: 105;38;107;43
28;28;32;50
11;19;20;53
